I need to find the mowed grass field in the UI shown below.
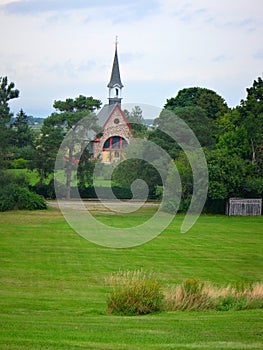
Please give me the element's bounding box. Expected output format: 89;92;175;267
0;206;262;349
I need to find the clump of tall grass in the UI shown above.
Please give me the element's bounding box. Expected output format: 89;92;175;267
164;280;263;312
215;281;263;311
106;270;164;315
106;272;263;315
164;279;215;311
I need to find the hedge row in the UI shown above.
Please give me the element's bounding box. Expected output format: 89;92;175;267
31;181;134;200
31;180;226;214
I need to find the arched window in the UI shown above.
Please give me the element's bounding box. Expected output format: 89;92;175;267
115;88;119;96
103;136;128;150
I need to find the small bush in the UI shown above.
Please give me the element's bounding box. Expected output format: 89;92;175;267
16;187;47;210
32;179;57;199
216;296;247;311
107;270;164;316
215;281;261;311
13;158;28;169
0;183;46;211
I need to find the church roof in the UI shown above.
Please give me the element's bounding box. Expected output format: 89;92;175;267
96;104;116;127
97;103;131;130
107;47;123;89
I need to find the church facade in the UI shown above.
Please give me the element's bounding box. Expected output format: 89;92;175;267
92;43;132;163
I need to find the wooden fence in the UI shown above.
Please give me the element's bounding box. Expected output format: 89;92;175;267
226;198;262;216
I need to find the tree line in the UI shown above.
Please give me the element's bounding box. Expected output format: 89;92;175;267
0;75;262;212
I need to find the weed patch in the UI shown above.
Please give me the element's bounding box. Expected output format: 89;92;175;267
107;270;163;315
164;280;263;312
107;272;263;314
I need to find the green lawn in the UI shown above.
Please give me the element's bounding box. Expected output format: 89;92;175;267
0;208;262;349
93;177;115;187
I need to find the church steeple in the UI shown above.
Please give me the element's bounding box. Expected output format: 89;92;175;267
108;37;123;105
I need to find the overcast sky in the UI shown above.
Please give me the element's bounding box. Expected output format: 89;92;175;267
1;0;262;118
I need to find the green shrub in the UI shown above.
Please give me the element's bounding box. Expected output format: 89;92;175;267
107;270;164;316
32;179;57;199
0;170;29;188
0;182;46;212
13;158;28;169
216;296;247;311
216;282;262;311
15;187;47;210
245;298;263;310
0;185;17;211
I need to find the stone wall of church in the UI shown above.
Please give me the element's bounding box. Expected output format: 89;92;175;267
94;107;132;160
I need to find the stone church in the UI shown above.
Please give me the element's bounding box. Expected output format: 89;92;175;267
92;43;132;163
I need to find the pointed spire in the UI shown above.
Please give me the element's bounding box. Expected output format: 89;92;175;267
107;37;123;89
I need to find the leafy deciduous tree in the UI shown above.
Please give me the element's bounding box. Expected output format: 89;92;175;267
36;96;101;198
239;76;263;169
165;87;229;120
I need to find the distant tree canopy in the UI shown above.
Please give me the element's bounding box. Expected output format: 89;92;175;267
217;76;263;171
123;105;147;136
53;95;102;113
153;87;227;164
0;77;46;210
153;106;217;149
239;76;263;170
165;87;229;119
160;78;263;212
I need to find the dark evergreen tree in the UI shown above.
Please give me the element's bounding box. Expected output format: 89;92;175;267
12;109;35;148
0;76;19;168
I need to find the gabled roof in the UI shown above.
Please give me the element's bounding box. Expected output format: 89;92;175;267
104;103;130;130
97;103;131;130
97;104;116;127
107;47;123;89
